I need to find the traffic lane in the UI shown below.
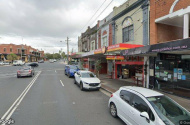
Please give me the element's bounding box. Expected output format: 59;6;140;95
0;65;20;74
58;70;125;125
0;71;39;117
11;70;79;125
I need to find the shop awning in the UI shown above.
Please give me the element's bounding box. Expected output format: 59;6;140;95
70;52;84;58
120;38;190;56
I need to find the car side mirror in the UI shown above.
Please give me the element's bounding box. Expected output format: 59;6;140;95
140;112;150;123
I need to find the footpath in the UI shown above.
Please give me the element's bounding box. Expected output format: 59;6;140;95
99;75;190;111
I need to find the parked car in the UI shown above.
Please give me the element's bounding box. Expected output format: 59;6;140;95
3;61;10;65
0;61;4;65
27;62;39;67
38;60;44;63
13;60;25;66
65;65;79;78
74;71;101;91
17;66;35;78
53;59;57;62
108;86;190;125
49;59;54;63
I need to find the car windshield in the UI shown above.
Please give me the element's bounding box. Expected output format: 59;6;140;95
20;67;31;70
70;65;77;70
81;72;95;78
147;96;190;125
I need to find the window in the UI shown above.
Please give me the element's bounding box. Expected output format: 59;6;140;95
123;25;134;42
102;36;107;47
120;90;133;104
91;41;95;50
132;95;155;121
4;48;6;52
10;48;12;52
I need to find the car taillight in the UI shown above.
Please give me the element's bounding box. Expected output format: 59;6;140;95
29;70;32;73
17;71;20;74
111;94;113;97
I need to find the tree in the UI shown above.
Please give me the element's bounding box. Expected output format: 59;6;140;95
45;53;53;59
61;52;66;59
95;59;102;78
7;53;18;62
53;53;61;59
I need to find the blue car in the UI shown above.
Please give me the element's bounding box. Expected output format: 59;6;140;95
65;65;79;78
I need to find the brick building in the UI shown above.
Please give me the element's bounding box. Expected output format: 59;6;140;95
0;44;44;62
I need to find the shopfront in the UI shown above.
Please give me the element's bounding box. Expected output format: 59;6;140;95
154;53;190;98
121;38;190;98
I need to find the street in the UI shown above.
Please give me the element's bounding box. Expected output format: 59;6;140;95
0;61;125;125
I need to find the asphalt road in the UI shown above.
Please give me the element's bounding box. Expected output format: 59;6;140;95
0;61;125;125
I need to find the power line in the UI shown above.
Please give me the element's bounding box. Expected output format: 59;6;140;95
80;0;107;32
89;0;114;27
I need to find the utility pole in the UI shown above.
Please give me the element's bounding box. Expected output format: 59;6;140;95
65;37;70;64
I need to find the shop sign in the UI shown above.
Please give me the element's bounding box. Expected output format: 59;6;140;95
81;51;94;57
94;47;107;54
106;56;124;60
108;43;143;52
158;53;181;60
94;48;102;54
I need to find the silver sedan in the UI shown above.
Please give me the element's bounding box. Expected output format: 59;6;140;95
17;66;35;78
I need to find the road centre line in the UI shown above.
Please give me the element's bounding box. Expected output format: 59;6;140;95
60;80;64;87
0;71;41;123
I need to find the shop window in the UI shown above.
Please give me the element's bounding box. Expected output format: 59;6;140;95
126;56;132;61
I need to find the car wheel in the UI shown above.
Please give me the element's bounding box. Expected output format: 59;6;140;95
110;103;117;118
68;73;71;78
80;83;84;91
17;75;20;78
65;71;66;75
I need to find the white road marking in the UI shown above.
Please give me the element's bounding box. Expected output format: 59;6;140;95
0;71;41;124
60;80;64;87
55;70;57;73
72;102;75;105
100;89;111;97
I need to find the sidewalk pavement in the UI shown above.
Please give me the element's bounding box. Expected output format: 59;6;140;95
99;76;190;111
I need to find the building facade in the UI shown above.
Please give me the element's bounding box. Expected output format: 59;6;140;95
0;44;44;62
74;0;149;81
120;0;190;98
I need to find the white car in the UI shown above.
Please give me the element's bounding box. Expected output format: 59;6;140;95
0;61;4;65
108;86;190;125
74;71;101;91
13;60;25;66
49;59;54;63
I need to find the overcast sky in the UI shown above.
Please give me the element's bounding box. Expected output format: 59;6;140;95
0;0;126;54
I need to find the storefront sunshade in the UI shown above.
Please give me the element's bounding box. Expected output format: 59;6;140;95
120;38;190;56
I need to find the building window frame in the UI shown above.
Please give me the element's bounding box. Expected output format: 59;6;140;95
4;48;6;52
122;25;134;43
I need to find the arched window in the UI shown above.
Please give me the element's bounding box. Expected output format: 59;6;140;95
122;17;134;42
